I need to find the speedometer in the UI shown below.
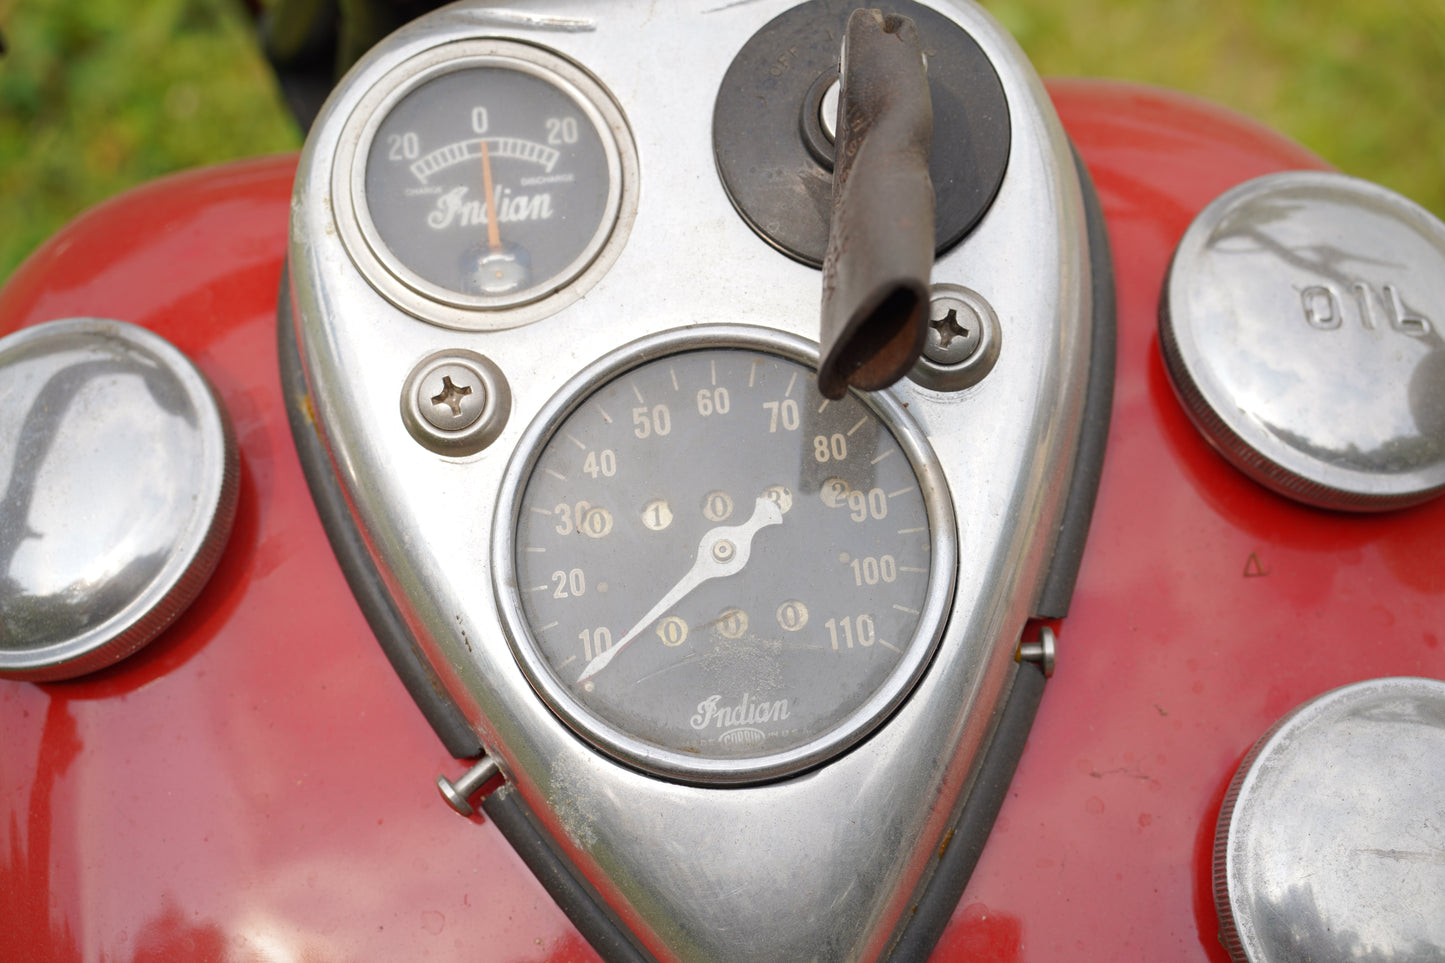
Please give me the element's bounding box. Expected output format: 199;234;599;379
493;327;956;784
332;39;638;329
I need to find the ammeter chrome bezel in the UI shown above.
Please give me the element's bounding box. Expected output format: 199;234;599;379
491;326;958;785
331;38;639;331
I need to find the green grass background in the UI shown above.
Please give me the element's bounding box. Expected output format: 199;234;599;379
2;0;1442;285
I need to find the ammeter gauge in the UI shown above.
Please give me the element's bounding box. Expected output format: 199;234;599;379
332;39;638;329
493;328;956;784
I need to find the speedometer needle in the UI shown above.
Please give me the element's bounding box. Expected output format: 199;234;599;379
479;140;503;253
576;497;784;685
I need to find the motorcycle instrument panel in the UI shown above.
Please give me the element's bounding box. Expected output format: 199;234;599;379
284;1;1107;961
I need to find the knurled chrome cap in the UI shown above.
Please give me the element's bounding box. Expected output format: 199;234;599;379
0;319;238;681
1213;677;1445;963
1161;171;1445;511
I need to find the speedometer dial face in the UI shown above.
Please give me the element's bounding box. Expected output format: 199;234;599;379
494;328;956;784
337;40;636;328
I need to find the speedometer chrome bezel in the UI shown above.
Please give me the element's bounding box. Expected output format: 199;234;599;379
491;325;958;785
331;38;639;331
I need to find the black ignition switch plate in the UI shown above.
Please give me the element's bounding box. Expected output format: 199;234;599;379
713;0;1011;267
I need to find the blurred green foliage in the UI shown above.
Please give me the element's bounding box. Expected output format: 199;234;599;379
989;0;1445;216
1;0;1442;284
0;0;299;282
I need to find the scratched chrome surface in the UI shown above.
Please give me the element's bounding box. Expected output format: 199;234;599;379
287;1;1094;960
1216;678;1445;963
1162;171;1445;511
0;318;236;681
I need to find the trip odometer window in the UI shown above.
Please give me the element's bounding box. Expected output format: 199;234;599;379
493;327;957;784
332;39;638;330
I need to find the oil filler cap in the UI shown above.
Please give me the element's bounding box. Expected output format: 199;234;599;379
1161;171;1445;510
1214;677;1445;962
0;319;238;681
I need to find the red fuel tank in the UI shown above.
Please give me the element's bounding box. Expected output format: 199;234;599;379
1;79;1442;963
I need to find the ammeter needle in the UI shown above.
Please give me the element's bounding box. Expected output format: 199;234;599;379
480;140;503;253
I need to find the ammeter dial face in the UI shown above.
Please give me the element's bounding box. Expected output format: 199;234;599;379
337;40;636;328
494;329;956;784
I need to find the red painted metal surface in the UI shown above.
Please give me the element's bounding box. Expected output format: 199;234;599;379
0;158;596;963
958;81;1445;962
1;81;1441;962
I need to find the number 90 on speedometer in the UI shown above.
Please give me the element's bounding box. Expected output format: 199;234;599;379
493;328;957;785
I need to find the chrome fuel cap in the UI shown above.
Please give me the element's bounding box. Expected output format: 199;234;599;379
0;319;238;681
1162;171;1445;510
1214;677;1445;962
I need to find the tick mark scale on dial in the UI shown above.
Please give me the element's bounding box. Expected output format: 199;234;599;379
539;621;559;631
409;137;561;184
529;506;553;515
596;404;613;423
847;417;868;436
528;584;550;592
785;372;798;397
566;433;587;450
871;451;894;465
710;360;717;386
899;566;927;574
817;399;830;413
670;368;679;391
632;384;645;404
888;487;913;498
897;527;926;534
892;604;920;615
525;546;547;553
879;640;902;653
545;468;567;481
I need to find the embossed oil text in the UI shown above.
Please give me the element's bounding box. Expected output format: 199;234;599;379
1300;282;1431;336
